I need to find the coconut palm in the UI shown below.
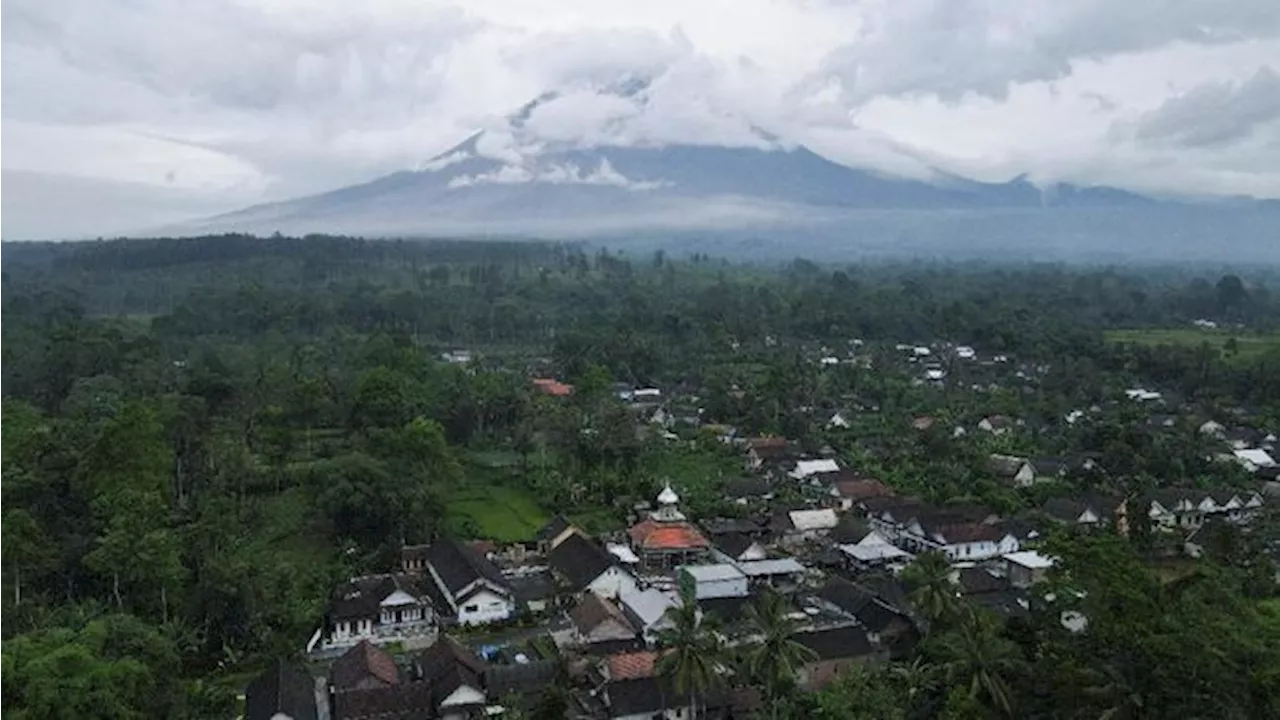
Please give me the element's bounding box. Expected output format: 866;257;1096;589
740;588;817;708
656;586;726;719
933;612;1025;717
902;550;962;630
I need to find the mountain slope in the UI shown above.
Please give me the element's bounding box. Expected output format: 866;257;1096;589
167;83;1277;261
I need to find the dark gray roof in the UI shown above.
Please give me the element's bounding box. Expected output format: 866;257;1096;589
414;636;487;709
830;516;873;544
245;661;317;720
712;532;758;560
331;684;434;720
792;626;875;661
548;532;617;591
506;570;557;605
329;574;430;622
426;539;509;598
957;567;1009;596
723;477;772;499
536;515;573;543
1043;497;1090;523
605;677;720;717
816;577;908;634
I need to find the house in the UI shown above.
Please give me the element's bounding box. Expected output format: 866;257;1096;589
549;530;639;599
957;567;1030;619
860;496;927;541
601;676;696;720
1004;551;1056;588
711;532;768;563
531;378;574;397
420;539;516;625
1145;488;1266;528
679;564;749;600
1234;448;1276;472
775;508;839;543
736;558;807;591
828;477;893;511
331;684;435;720
245;661;320;720
902;513;1019;562
978;415;1015;435
331;640;400;693
911;415;937;431
1030;457;1069;483
618;588;680;644
746;437;792;470
827;411;851;429
505;569;557;615
534;514;576;555
814;577;918;659
628;486;711;571
412;636;488;720
570;592;640;646
1146;490;1207;530
1042;495;1124;528
321;573;436;652
987;454;1036;488
837;526;912;571
722;477;774;505
789;458;843;482
793;626;886;690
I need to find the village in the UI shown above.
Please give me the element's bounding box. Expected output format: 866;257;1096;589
245;339;1279;720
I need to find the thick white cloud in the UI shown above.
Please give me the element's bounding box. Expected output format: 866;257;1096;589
3;0;1280;237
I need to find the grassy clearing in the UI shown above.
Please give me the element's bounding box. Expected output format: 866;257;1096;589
446;483;549;542
1104;328;1280;361
255;486;334;567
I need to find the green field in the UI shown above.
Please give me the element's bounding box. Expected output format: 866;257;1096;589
1104;328;1280;361
445;483;549;542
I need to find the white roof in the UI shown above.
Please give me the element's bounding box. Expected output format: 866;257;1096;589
788;508;839;531
736;558;806;576
1004;550;1056;569
788;459;841;479
619;588;679;626
1235;448;1276;467
607;543;640;564
657;484;680;505
680;564;746;583
839;543;910;562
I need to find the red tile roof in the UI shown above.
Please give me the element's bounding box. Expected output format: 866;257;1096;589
628;519;710;550
607;651;660;680
332;640;399;690
834;478;892;502
532;378;574;396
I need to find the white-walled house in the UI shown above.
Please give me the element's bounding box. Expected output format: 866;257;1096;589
419;539;516;626
901;518;1019;562
319;573;436;653
549;530;640;599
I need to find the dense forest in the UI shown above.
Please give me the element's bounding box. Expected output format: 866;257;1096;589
3;235;1279;719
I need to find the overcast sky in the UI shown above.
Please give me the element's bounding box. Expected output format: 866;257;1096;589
4;0;1280;238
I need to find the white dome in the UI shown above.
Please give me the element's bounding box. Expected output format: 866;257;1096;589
657;484;680;505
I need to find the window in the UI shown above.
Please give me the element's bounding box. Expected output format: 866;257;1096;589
464;604;479;613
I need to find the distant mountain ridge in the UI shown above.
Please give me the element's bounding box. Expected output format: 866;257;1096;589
168;83;1278;262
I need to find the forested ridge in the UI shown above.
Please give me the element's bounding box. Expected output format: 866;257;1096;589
3;234;1280;719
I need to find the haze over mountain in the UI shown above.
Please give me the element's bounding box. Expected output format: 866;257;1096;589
160;80;1277;262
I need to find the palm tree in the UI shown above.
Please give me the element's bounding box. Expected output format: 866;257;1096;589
656;586;726;719
740;588;817;710
1075;658;1146;720
902;550;962;630
889;656;939;713
933;612;1024;717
